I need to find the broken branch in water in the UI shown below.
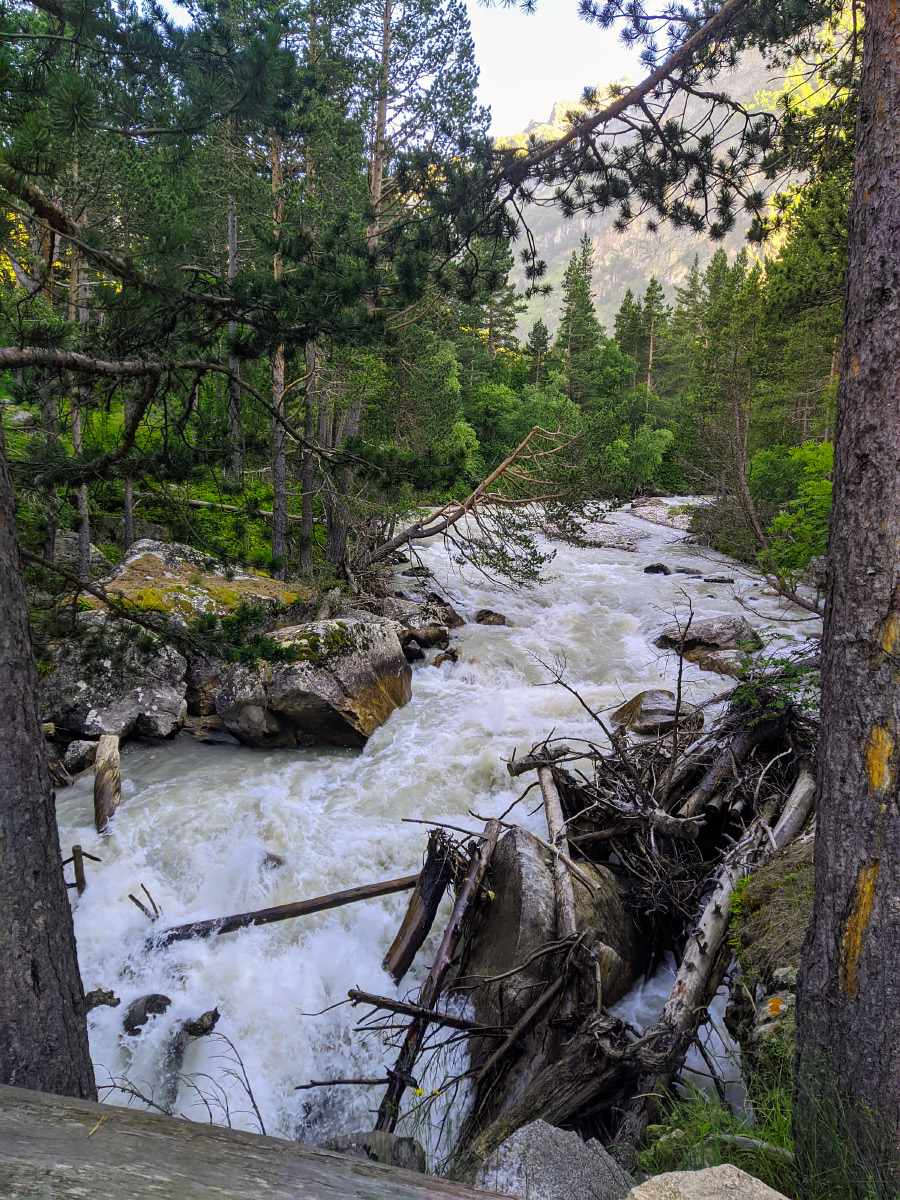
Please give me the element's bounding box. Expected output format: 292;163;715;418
347;989;507;1034
147;874;419;949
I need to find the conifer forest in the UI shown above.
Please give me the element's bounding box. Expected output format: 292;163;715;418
2;0;900;1197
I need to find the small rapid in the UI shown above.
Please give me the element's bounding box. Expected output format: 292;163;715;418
55;505;816;1151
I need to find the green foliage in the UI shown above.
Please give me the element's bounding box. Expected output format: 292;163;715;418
763;442;834;580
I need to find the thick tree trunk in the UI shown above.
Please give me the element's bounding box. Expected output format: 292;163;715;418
795;12;900;1195
0;415;96;1099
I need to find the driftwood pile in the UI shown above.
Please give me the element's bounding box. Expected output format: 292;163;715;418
114;673;815;1179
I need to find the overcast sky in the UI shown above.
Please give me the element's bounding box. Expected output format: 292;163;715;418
465;0;640;134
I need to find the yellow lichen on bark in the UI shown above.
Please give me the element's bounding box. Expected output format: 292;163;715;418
880;611;900;655
840;860;880;997
865;725;895;792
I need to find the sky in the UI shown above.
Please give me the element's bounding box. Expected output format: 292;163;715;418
464;0;641;135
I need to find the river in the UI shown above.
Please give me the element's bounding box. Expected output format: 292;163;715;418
55;503;818;1157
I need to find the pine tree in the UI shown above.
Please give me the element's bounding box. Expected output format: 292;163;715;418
555;235;603;407
526;318;551;385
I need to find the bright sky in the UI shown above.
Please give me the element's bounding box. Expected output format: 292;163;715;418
465;0;641;134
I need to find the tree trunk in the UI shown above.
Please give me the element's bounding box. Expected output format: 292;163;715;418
225;193;243;489
0;414;96;1099
299;342;317;575
270;137;288;579
795;12;900;1195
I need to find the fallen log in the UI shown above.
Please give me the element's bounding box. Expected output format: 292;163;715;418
507;745;572;778
537;766;577;942
347;989;505;1034
147;875;419;950
93;734;121;834
383;831;456;984
677;708;788;818
375;820;501;1132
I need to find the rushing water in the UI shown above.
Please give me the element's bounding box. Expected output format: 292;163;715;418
56;504;817;1153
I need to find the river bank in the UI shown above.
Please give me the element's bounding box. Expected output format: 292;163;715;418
53;503;820;1161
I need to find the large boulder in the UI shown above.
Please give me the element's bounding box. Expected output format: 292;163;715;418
83;539;307;624
475;1120;634;1200
40;612;187;739
654;615;762;676
459;828;645;1112
54;530;112;580
611;689;703;736
626;1164;788;1199
215;618;411;748
373;596;453;648
653;615;763;655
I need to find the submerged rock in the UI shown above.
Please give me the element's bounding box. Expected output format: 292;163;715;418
475;609;510;626
320;1131;426;1173
626;1164;788;1199
611;689;703;736
41;612;187;740
475;1120;634;1200
644;563;671;575
431;648;459;668
123;994;172;1036
215;618;411;748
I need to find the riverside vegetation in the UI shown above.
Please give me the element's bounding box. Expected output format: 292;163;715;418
3;0;900;1196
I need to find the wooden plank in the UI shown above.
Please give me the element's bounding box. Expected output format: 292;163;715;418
0;1084;510;1200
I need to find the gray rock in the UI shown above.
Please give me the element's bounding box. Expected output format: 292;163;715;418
475;609;510;626
216;618;411;749
460;829;644;1111
320;1131;426;1174
703;574;735;584
674;567;703;576
611;689;703;736
123;994;172;1036
185;651;224;716
370;596;451;649
475;1120;634;1200
644;563;671;575
54;531;112;580
653;615;763;654
626;1164;788;1199
40;612;187;740
3;403;39;430
431;648;459;668
62;739;98;774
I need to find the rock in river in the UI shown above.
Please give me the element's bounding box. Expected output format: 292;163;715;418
654;615;763;655
611;689;703;736
215;618;411;749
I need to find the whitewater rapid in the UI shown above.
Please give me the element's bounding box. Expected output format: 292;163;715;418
55;504;817;1154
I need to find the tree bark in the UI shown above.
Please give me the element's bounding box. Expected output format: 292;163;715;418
795;11;900;1194
299;342;317;575
225;193;244;489
270;136;288;578
0;414;96;1099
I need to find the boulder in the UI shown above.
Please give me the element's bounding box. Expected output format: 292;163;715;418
41;612;187;740
644;563;671;575
83;539;306;624
683;648;745;678
653;615;763;655
54;531;112;580
475;1120;634;1200
611;689;703;736
431;648;459;668
62;739;97;774
675;567;703;577
319;1131;426;1174
216;618;411;749
374;596;452;649
123;994;172;1036
475;609;510;626
460;828;645;1111
703;574;735;584
401;565;433;578
403;639;426;663
626;1164;788;1199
